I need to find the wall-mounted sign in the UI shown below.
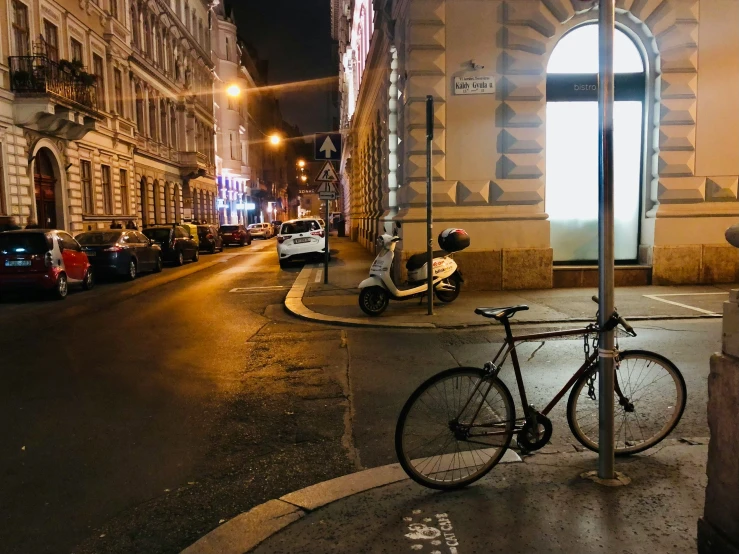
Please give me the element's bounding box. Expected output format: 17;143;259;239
453;75;496;95
216;199;225;209
245;202;256;210
235;203;245;209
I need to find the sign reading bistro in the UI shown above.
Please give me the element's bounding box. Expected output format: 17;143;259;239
453;75;496;95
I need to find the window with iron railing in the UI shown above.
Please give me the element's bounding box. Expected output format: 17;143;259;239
12;1;29;57
43;20;59;62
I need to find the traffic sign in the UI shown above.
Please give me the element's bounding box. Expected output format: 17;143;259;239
316;182;336;194
315;161;339;183
319;191;337;200
314;133;342;161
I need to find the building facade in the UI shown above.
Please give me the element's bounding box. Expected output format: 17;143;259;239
0;0;216;234
333;0;739;288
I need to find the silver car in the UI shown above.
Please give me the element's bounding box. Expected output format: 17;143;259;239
247;222;272;239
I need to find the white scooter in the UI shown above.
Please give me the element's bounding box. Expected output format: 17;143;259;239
358;228;468;316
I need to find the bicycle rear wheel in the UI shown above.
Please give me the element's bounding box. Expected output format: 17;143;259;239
567;350;686;456
395;367;515;490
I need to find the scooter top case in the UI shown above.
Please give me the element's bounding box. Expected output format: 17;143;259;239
406;228;470;282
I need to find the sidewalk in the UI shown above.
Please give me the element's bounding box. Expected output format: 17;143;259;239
182;440;708;554
285;237;735;329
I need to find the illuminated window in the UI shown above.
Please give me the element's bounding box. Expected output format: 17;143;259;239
546;24;645;262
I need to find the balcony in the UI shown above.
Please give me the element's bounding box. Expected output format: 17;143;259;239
180;151;215;180
9;55;104;139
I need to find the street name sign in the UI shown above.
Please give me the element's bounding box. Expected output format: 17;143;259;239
314;161;339;183
314;133;342;160
453;75;496;95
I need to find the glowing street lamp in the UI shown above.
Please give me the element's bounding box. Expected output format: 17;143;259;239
297;159;306;168
269;133;282;146
226;84;241;97
301;175;308;182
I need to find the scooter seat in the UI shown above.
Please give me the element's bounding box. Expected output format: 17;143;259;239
406;250;447;271
475;305;529;320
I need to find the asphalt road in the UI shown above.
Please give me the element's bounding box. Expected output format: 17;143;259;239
0;238;719;553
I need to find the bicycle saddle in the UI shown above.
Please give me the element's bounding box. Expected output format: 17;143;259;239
475;305;529;320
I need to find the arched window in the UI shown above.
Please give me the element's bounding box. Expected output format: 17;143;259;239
174;185;182;222
184;2;189;30
135;84;145;134
153;180;162;223
139;176;148;224
546;24;646;262
165;182;172;222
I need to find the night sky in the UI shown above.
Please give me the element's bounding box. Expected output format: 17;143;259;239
229;0;338;137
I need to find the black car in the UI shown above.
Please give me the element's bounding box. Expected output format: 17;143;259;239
142;225;199;266
76;230;163;280
197;224;223;253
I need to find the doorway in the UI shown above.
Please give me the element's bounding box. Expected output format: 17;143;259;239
546;24;646;263
34;148;58;228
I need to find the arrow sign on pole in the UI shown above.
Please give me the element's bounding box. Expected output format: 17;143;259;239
314;133;342;161
320;136;336;159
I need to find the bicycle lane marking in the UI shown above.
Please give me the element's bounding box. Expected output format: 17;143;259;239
643;293;726;315
403;509;461;554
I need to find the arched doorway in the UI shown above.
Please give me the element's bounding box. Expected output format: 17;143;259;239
546;24;646;262
34;148;59;228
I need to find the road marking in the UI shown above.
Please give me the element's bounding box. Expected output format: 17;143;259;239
230;286;286;293
315;269;323;283
643;293;726;315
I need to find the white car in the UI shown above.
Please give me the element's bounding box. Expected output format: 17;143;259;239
247;222;272;239
276;218;327;268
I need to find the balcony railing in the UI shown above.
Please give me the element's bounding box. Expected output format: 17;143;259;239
9;55;99;112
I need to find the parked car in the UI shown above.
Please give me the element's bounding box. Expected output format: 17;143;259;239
248;222;272;239
0;229;94;299
181;223;200;249
220;224;251;246
271;220;283;235
276;218;327;268
142;225;199;265
197;224;223;253
76;230;162;280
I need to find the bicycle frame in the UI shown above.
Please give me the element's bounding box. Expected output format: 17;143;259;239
458;319;600;435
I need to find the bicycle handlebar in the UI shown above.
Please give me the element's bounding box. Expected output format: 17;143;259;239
591;295;637;337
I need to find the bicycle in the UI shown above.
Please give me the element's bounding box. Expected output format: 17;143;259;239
395;296;687;490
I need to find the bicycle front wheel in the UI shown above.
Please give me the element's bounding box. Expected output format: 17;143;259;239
567;350;686;456
395;367;515;490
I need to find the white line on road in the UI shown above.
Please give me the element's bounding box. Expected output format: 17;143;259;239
230;286;286;293
315;269;323;283
643;294;724;315
646;292;728;297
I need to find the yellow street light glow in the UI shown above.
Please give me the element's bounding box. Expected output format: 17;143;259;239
301;175;308;182
269;134;281;146
297;159;306;168
226;84;241;97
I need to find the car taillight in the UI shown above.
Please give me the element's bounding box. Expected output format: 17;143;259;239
44;251;52;268
104;246;123;252
278;235;291;244
311;230;324;238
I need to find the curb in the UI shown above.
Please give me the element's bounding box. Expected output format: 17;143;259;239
283;265;722;329
181;451;522;554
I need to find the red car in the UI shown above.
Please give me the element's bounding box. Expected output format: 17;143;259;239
219;224;252;246
0;229;94;299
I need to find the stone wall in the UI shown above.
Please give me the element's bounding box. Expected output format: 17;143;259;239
699;289;739;554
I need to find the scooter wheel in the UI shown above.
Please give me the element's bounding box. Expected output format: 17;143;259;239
435;274;462;303
359;286;389;316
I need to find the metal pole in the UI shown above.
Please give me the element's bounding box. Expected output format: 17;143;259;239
426;95;434;316
598;0;616;480
324;198;329;284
